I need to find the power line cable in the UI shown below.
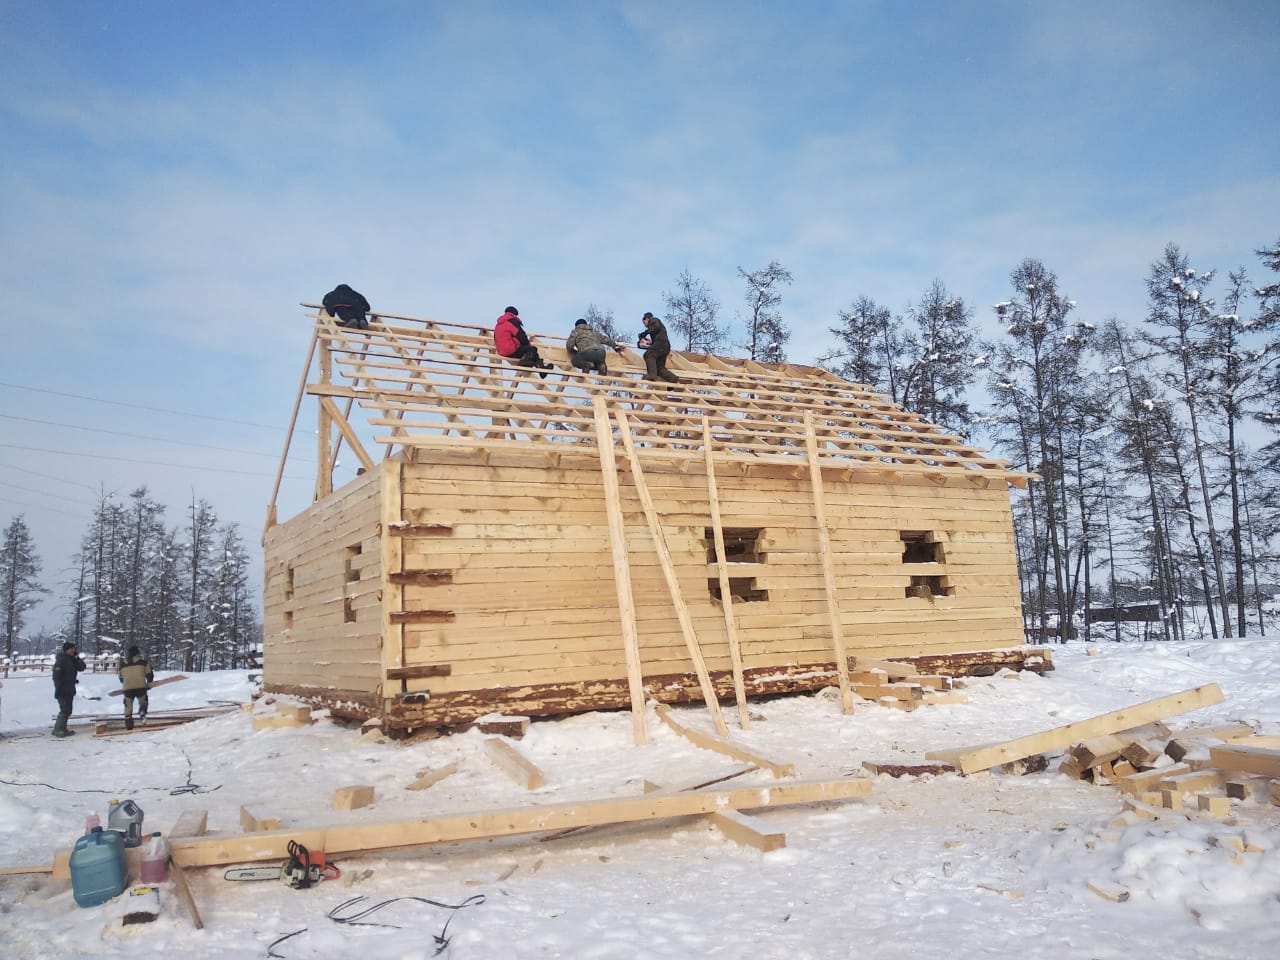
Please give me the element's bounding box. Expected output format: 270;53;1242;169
0;496;87;519
0;380;289;432
0;481;97;508
0;463;101;492
0;443;310;480
0;412;313;462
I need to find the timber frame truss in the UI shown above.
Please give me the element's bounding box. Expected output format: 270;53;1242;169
266;306;1030;525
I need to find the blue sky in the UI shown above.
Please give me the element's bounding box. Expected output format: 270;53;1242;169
1;0;1278;631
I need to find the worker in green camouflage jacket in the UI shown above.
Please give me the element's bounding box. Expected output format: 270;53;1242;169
118;645;155;730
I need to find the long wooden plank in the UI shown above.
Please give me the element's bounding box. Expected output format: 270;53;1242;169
167;809;208;930
107;674;188;696
616;407;729;737
641;770;784;852
804;412;853;714
703;416;750;729
592;396;648;745
655;703;795;777
157;776;870;868
925;684;1225;775
1208;744;1280;777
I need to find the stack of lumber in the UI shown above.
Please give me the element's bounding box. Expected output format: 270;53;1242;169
1062;722;1280;821
88;704;243;737
848;657;967;711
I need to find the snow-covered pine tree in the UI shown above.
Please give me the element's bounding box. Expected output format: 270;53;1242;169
737;260;792;364
0;515;47;660
820;295;902;398
663;269;726;354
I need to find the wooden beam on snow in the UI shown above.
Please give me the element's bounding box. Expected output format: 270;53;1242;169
925;684;1225;775
160;777;872;868
616;407;729;737
655;704;794;778
642;773;784;852
592;395;648;745
1209;744;1280;778
803;412;853;714
486;737;546;790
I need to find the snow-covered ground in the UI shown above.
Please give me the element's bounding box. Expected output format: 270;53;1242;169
1;638;1278;959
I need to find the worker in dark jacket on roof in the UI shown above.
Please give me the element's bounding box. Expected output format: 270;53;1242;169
51;641;86;738
322;284;372;330
638;312;681;383
566;318;623;375
494;306;553;378
117;645;155;731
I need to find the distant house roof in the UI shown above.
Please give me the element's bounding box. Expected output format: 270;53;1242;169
302;307;1029;488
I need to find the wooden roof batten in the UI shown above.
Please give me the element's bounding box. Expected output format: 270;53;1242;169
287;306;1029;500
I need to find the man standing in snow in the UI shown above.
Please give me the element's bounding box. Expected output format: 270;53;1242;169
638;312;681;383
51;641;86;738
117;645;155;731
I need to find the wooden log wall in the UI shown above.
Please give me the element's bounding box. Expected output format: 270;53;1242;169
390;446;1023;715
263;467;384;700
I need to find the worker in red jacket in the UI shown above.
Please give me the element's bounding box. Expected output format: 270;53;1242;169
494;307;553;378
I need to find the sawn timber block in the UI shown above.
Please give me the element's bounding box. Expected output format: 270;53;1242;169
240;805;282;832
486;737;545;790
333;785;376;811
1208;744;1280;778
476;715;532;739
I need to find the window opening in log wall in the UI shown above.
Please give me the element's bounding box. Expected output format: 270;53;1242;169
345;543;362;583
285;565;294;600
705;527;769;602
900;531;954;598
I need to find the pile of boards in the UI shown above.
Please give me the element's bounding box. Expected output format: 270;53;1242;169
847;657;973;711
1061;721;1280;820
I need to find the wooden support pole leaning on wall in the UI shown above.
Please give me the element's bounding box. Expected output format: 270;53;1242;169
803;411;854;714
316;330;334;501
264;328;318;540
702;416;750;729
616;407;729;737
591;396;648;745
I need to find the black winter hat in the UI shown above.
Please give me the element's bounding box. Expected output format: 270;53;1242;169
575;318;587;326
643;312;655;320
128;645;141;657
62;641;76;652
504;306;518;316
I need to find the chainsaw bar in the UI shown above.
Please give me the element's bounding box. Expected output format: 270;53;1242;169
224;867;285;881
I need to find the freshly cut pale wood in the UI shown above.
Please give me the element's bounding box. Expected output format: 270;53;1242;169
1197;794;1231;817
477;715;531;738
1208;744;1280;778
925;684;1224;775
702;415;750;729
1114;763;1192;796
169;810;209;839
655;704;795;778
108;674;188;697
333;785;376;810
704;809;786;852
163;776;873;868
616;407;729;737
1159;770;1224;794
1071;735;1128;769
592;396;647;746
1087;879;1130;902
804;412;853;714
407;760;460;792
240;805;282;832
486;737;546;790
165;809;208;929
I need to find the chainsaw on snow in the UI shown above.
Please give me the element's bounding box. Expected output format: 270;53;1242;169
224;840;340;888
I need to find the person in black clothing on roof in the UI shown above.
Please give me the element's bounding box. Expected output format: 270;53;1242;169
638;311;681;383
322;284;372;330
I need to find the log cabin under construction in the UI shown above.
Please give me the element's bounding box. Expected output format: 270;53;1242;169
262;306;1036;738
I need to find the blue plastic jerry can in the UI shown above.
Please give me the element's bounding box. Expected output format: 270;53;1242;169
70;827;127;907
